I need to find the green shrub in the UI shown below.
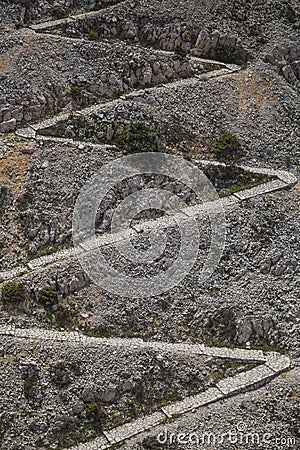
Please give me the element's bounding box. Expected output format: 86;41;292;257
78;120;107;141
93;122;106;134
1;282;26;305
85;402;98;416
39;287;59;309
84;402;105;422
113;122;162;154
211;132;242;160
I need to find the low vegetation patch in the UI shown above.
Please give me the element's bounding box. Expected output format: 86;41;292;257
69;85;83;101
1;282;26;305
113;122;162;154
39;287;59;310
210;132;243;160
88;29;101;41
203;164;273;197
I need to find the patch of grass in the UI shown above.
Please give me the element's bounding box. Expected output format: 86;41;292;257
162;413;182;424
17;269;28;277
42;299;79;330
212;361;260;385
86;325;112;338
110;443;125;449
38;117;108;143
50;354;250;447
83;402;105;421
35;245;59;258
56;421;98;449
33;242;72;259
51;11;68;20
34;437;44;448
202;64;222;72
35;126;58;137
181;310;197;328
251;339;287;355
207;286;221;297
216;173;270;197
92;122;107;134
203;308;237;345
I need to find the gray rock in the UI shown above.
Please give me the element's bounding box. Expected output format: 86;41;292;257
0;118;16;133
98;387;117;403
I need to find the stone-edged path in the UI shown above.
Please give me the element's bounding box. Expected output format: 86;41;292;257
2;0;241;136
28;0;128;34
0;163;297;283
0;325;291;449
16;60;239;142
14;3;241;140
2;4;297;450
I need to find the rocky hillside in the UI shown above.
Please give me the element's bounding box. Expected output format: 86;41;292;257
0;0;299;449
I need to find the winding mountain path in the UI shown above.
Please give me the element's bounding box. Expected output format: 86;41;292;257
2;4;298;449
0;325;291;449
0;163;297;283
